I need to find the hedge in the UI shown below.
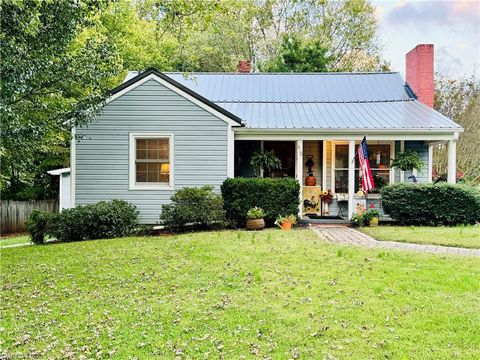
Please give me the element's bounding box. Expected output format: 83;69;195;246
221;177;300;227
27;199;139;243
160;186;227;233
381;183;480;226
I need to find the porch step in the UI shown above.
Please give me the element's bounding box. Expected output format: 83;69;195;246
300;219;351;226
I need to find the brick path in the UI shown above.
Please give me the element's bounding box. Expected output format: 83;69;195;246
311;225;480;257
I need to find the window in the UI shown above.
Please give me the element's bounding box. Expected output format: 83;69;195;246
333;143;392;193
129;133;173;190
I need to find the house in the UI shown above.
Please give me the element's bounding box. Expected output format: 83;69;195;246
55;44;462;223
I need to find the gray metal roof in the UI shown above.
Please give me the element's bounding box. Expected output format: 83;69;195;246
127;71;462;131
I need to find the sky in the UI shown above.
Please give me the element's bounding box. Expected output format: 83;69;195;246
371;0;480;78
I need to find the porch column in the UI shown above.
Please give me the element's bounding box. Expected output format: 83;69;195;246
347;140;355;220
447;139;457;183
296;140;303;217
428;144;434;182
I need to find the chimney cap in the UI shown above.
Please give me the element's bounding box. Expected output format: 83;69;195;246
237;60;251;73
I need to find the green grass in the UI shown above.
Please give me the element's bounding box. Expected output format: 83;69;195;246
360;225;480;249
0;235;30;247
1;229;479;359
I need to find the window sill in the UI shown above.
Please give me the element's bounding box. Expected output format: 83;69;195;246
129;184;173;191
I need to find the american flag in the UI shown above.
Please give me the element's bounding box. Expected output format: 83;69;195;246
357;137;375;193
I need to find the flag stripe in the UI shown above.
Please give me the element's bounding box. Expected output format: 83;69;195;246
357;137;375;193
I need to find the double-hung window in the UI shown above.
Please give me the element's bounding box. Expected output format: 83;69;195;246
129;133;173;190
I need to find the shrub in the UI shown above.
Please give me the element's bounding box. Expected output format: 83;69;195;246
221;177;300;227
381;183;480;226
247;207;264;219
350;209;379;227
160;186;227;232
26;210;54;244
29;200;139;243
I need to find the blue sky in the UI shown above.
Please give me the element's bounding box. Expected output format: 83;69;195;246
371;0;479;77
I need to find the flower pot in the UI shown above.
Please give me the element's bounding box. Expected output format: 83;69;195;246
246;218;265;230
305;175;316;186
279;220;292;230
370;216;379;227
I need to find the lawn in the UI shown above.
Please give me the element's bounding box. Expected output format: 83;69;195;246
1;229;479;359
360;225;480;249
0;234;30;247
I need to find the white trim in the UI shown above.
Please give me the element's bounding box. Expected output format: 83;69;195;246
260;140;264;178
296;140;303;217
400;140;405;182
108;74;241;127
234;131;459;142
47;168;70;175
428;144;434;182
322;140;327;190
389;140;395;184
129;133;174;190
347;140;355;220
227;125;234;178
447;139;457;184
70;127;76;207
234;128;463;135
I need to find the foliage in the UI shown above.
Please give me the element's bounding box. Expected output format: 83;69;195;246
274;214;297;227
160;186;227;232
390;150;424;172
381;183;480;226
37;200;139;243
221;177;300;227
246;207;265;219
350;208;379;227
434;73;480;178
262;34;330;72
250;151;282;177
1;0;120;199
26;210;54;244
3;229;479;358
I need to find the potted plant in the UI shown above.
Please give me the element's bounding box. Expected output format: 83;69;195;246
365;208;380;226
246;207;265;230
250;151;282;177
391;150;423;173
275;214;297;230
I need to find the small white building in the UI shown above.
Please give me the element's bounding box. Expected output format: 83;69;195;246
47;168;71;211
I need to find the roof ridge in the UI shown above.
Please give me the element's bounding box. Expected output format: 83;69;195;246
163;71;400;76
213;99;414;104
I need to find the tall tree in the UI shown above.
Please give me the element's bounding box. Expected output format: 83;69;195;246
434;73;480;179
1;0;120;199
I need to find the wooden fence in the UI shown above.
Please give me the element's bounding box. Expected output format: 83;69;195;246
0;200;58;234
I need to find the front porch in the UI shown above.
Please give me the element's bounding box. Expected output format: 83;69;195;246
233;135;458;220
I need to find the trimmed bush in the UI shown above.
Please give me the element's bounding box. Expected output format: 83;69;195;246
381;183;480;226
160;186;227;233
221;177;300;227
26;210;54;244
27;200;139;243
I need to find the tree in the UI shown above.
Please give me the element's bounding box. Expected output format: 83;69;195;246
1;0;120;199
434;73;480;179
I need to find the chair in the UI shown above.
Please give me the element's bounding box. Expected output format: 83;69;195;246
336;194;348;218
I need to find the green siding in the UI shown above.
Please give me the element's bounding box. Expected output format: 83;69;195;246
75;80;228;224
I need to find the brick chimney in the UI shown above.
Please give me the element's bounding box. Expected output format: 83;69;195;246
237;60;251;73
406;44;434;107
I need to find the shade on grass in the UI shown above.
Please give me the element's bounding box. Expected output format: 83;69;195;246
360;225;480;249
1;229;479;359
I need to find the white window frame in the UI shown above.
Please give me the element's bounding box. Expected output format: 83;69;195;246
129;132;174;190
332;141;394;195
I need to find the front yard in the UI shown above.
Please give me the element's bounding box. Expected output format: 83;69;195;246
1;229;479;359
360;225;480;249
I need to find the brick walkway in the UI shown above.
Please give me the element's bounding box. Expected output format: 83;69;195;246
311;225;480;257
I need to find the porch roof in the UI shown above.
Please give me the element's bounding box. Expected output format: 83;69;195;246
126;71;462;131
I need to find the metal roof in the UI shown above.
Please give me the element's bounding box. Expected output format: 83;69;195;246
124;71;462;131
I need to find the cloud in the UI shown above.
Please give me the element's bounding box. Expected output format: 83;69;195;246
436;46;463;75
386;1;479;29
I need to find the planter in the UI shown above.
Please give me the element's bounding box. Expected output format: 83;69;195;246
370;216;379;227
279;220;292;230
305;175;316;186
246;218;265;230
